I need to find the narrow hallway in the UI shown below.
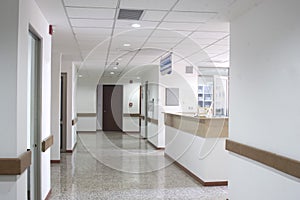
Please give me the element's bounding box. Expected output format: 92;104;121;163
50;132;228;200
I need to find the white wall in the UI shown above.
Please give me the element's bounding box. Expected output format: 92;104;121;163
165;126;228;182
61;59;77;150
229;0;300;199
139;60;198;148
0;0;52;199
123;83;140;132
51;52;61;161
140;66;160;146
76;83;97;132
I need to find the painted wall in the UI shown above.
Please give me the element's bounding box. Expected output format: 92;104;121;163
165;126;228;182
61;59;77;150
139;60;198;148
139;66;160;146
0;0;52;199
51;52;61;161
123;83;140;132
229;0;300;199
76;82;97;132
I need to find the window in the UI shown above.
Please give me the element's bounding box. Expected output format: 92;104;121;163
198;67;229;117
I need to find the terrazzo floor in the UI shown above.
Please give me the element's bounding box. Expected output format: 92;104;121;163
49;131;228;200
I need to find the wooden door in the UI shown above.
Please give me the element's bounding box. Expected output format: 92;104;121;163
103;85;123;131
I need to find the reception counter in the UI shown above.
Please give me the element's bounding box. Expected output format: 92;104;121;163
164;113;229;186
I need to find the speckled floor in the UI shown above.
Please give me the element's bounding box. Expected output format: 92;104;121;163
49;131;228;200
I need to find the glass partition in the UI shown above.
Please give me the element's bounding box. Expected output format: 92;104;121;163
198;67;229;117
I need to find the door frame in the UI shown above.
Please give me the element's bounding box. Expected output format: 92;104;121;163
28;29;42;200
144;81;149;139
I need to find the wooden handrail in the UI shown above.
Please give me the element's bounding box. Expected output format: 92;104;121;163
0;151;31;175
226;140;300;179
42;135;54;152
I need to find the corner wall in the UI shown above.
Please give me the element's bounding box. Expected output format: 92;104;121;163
61;59;77;150
51;52;61;161
0;0;52;199
229;0;300;199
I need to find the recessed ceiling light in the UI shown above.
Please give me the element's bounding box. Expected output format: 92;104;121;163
117;58;122;61
78;74;83;78
136;77;140;80
123;43;131;47
113;67;118;70
131;23;141;28
110;72;115;75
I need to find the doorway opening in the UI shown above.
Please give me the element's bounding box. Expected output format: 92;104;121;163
60;73;67;152
27;30;41;200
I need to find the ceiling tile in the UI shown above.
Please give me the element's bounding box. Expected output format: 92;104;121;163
158;22;201;31
66;7;115;19
71;19;113;28
144;41;177;51
115;20;159;29
196;22;229;32
73;27;111;36
64;0;118;8
142;10;167;21
214;37;230;46
190;31;229;39
120;0;177;10
165;11;216;23
205;45;229;53
174;0;236;12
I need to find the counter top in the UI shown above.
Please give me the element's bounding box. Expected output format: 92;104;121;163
163;112;228;120
164;113;228;138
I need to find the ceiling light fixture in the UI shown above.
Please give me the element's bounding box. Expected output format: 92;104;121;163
136;77;141;80
78;74;83;78
131;23;141;28
110;72;115;75
113;67;118;70
123;43;131;47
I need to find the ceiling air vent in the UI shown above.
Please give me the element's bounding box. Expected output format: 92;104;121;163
118;9;144;20
185;66;194;74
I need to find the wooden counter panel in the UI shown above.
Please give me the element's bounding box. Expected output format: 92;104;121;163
165;113;228;138
0;151;31;175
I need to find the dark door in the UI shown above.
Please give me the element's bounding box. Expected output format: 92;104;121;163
103;85;123;131
60;73;67;152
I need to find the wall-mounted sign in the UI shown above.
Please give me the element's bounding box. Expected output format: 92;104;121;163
160;52;172;75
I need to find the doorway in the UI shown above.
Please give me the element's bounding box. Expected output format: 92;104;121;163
60;73;67;152
103;85;123;131
27;30;41;200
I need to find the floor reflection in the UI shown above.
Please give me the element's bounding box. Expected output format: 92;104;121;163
50;131;228;200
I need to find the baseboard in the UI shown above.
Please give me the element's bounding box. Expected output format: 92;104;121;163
165;153;228;187
50;160;60;163
147;140;165;150
44;189;52;200
66;142;77;153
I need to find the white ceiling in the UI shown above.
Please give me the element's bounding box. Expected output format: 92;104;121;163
35;0;265;85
